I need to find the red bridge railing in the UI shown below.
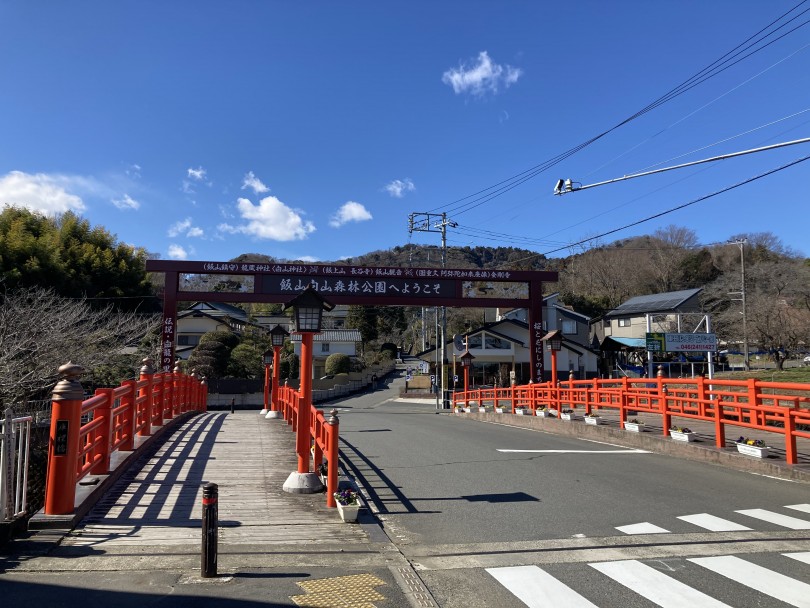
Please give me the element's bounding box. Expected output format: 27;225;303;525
276;384;340;508
45;360;207;515
454;376;810;464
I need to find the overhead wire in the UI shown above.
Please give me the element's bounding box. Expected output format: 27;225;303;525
426;1;810;219
503;152;810;264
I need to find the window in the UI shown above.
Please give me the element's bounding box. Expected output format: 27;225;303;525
178;335;200;346
618;318;632;327
321;343;330;353
484;335;509;349
562;320;577;335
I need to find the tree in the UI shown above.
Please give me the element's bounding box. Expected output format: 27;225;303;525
187;331;240;379
0;286;159;410
227;343;265;378
325;353;351;375
346;305;378;344
0;207;154;310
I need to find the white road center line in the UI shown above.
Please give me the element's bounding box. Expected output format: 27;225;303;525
497;449;650;454
784;552;810;565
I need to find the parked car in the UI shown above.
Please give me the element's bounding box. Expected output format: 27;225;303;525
803;355;810;366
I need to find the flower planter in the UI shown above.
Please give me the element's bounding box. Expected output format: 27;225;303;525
624;422;645;433
463;408;471;413
584;416;602;426
478;407;487;413
736;443;770;458
454;408;464;414
515;408;527;415
670;430;696;442
536;410;553;418
495;407;505;414
560;412;580;421
336;502;360;523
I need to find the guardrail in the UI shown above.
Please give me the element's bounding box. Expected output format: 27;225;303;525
44;361;207;515
276;384;340;508
454;376;810;464
1;408;32;521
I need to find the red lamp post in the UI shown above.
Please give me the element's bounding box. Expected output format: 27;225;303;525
541;330;563;386
460;349;475;408
282;287;334;494
264;324;289;419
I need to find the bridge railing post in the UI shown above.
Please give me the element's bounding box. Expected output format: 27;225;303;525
326;409;339;508
44;363;84;515
119;380;137;452
138;358;155;437
91;388;113;475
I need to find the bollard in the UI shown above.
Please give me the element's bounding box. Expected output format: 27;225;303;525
201;482;218;578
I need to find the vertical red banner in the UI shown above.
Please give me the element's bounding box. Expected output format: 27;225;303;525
161;272;178;372
528;281;545;383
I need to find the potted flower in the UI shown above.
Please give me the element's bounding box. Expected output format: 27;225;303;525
560;408;579;421
334;489;361;522
515;405;528;415
584;412;602;425
478;404;488;413
735;437;770;458
669;425;696;442
624;418;645;433
536;407;554;418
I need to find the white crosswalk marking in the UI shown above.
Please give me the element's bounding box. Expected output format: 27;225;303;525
677;513;751;532
590;559;732;607
786;503;810;515
735;508;810;529
689;555;810;608
784;552;810;565
615;522;670;534
486;565;599;607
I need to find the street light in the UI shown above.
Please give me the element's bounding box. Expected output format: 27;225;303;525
282;287;334;495
542;330;563;386
263;324;289;419
459;349;475;408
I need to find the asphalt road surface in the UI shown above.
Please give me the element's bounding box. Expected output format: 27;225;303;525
335;369;810;607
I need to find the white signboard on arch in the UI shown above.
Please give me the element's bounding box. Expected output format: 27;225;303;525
656;332;717;352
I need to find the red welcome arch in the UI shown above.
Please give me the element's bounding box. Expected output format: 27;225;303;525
146;260;558;382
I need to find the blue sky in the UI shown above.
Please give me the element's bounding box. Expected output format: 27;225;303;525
1;1;809;263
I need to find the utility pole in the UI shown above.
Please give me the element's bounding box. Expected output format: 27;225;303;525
730;240;749;371
409;212;457;409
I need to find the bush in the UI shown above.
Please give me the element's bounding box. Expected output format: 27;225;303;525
325;353;351;375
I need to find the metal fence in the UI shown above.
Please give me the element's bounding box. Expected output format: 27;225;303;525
1;407;33;521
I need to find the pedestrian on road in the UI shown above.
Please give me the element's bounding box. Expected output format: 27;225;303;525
230;398;235;414
371;373;378;391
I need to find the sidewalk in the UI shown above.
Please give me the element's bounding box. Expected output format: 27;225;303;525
0;411;423;608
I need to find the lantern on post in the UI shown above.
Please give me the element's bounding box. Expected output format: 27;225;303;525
281;287;334;495
459;349;475;403
264;325;289;419
541;330;563;386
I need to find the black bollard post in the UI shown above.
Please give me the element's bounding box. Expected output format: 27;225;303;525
230;398;235;414
201;482;218;578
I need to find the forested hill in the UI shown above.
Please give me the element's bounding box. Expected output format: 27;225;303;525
232;244;554;272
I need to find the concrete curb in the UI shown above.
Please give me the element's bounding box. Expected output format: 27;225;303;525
453;411;810;483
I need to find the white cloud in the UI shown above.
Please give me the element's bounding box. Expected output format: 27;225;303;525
219;196;315;241
112;193;140;211
384;178;416;198
125;164;142;179
187;166;207;181
242;171;269;194
168;244;188;260
167;217;204;238
442;51;522;96
0;171;87;215
329;201;372;228
298;256;319;263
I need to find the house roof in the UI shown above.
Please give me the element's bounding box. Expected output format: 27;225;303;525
188;301;248;319
290;329;362;343
605;288;702;317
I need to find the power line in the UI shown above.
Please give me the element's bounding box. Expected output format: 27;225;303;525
505;152;810;264
426;1;810;218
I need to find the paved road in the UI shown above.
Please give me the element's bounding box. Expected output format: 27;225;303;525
336;367;810;607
